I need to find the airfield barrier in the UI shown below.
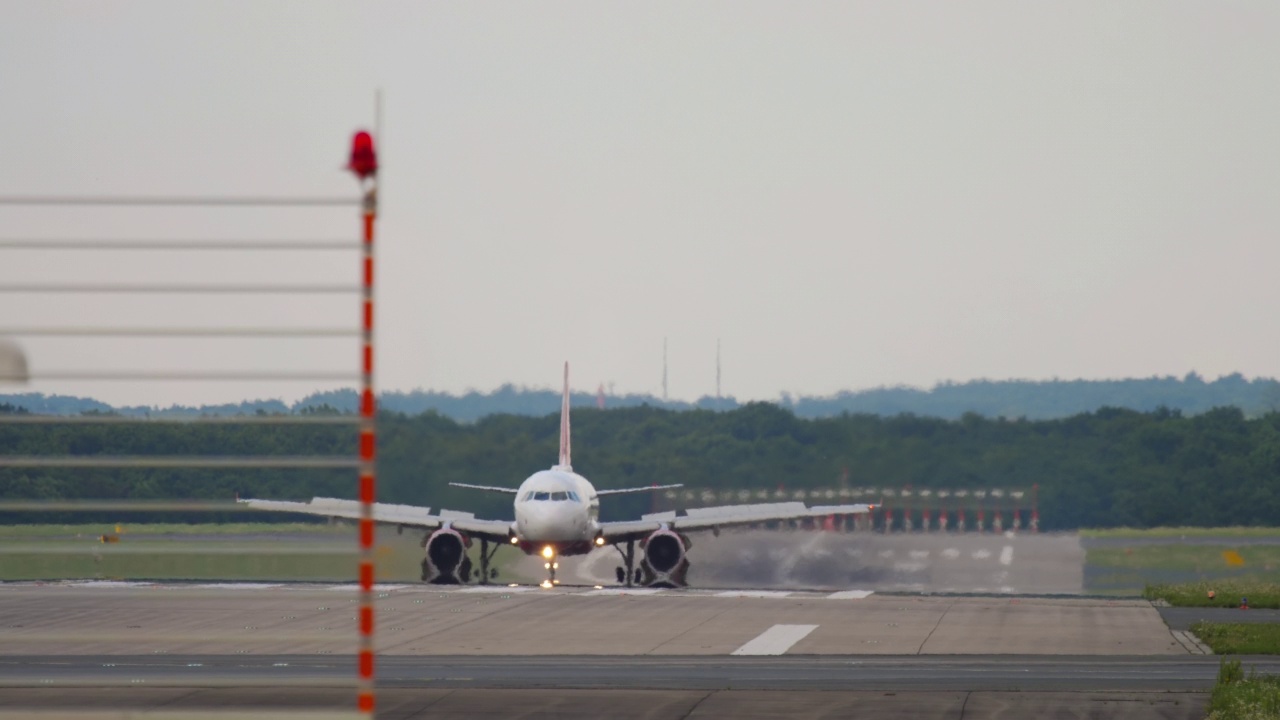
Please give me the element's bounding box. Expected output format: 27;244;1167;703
0;171;379;717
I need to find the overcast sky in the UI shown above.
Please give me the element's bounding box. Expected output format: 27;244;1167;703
2;2;1278;407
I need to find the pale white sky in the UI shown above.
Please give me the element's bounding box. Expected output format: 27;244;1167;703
1;2;1278;407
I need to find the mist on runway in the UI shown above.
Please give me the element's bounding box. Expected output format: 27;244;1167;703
564;529;1085;594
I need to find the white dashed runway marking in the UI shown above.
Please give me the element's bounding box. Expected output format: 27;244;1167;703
581;588;664;596
1000;546;1014;566
194;583;282;590
731;624;818;655
826;590;874;600
458;585;535;593
714;590;793;598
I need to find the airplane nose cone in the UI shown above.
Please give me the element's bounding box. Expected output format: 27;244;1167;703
519;503;582;542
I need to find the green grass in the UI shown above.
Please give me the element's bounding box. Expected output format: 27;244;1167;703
1082;527;1280;539
0;525;530;583
1209;658;1280;720
1089;545;1280;573
1193;623;1280;655
1145;581;1280;609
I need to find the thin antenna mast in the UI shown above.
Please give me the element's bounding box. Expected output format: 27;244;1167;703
716;338;721;406
662;337;668;402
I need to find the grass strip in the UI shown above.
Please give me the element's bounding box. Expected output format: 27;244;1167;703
1193;623;1280;655
1082;527;1280;539
1209;658;1280;719
1146;582;1280;610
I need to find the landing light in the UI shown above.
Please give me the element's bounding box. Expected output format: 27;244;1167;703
539;580;553;589
509;537;519;545
541;545;555;559
594;537;605;546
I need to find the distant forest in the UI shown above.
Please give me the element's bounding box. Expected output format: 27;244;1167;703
2;401;1279;530
3;372;1280;422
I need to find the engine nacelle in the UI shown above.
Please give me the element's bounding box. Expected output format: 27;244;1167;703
640;528;690;588
421;527;472;584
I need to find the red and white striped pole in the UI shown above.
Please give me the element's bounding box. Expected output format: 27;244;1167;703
347;129;379;718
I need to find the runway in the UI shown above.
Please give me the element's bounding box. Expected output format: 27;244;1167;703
0;536;1240;719
3;654;1277;690
0;581;1180;655
0;655;1244;719
0;686;1211;720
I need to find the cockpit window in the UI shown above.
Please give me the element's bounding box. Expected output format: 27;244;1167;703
533;491;551;501
522;491;535;501
550;491;569;501
567;491;580;502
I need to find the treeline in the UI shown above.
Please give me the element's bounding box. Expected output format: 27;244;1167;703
5;372;1280;422
2;403;1280;530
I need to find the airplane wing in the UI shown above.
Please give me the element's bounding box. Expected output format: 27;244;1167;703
598;501;874;543
594;483;684;496
237;497;514;542
449;483;520;494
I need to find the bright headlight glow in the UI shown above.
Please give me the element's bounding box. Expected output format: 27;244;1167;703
509;536;519;544
594;537;605;546
541;545;555;559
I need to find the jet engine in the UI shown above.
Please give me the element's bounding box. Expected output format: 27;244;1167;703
640;528;690;588
421;527;472;584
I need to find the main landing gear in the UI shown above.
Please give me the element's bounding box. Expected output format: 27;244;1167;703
613;539;641;588
477;538;501;585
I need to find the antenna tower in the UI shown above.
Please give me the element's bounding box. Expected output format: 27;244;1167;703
716;338;722;405
662;337;668;402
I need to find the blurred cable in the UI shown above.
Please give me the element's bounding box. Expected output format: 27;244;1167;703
5;371;360;382
0;240;360;251
0;196;359;207
0;283;359;294
0;328;360;337
0;457;361;469
0;416;360;425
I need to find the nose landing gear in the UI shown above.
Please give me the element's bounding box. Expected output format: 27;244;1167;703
540;546;559;588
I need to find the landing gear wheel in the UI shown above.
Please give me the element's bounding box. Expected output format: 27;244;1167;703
613;539;638;588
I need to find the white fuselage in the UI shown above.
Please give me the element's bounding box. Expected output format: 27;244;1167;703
512;467;600;545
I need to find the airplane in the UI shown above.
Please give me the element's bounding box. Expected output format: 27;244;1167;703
239;363;875;588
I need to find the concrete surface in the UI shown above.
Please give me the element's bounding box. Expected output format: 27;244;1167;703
0;582;1181;656
5;654;1277;689
0;688;1210;720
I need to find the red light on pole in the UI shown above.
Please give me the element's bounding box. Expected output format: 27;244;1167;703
347;131;378;181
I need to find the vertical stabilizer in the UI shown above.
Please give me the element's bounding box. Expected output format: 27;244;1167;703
557;362;572;469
